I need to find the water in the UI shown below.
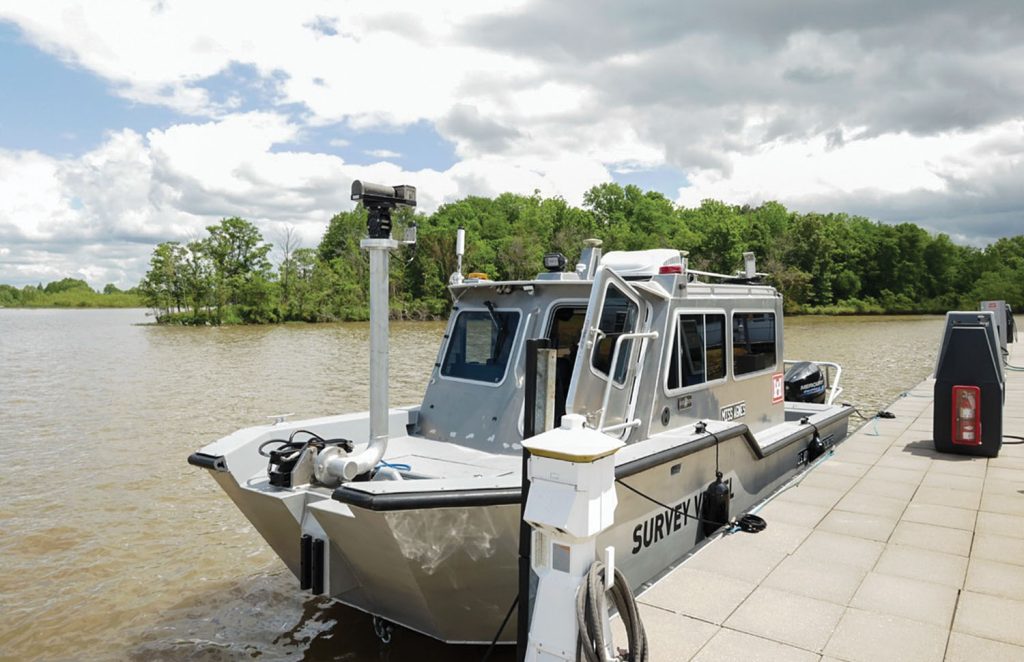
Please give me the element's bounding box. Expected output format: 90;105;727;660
0;309;944;661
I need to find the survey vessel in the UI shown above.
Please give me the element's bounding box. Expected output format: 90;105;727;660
188;182;853;644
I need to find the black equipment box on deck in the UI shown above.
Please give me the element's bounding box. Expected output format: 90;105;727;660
933;312;1004;458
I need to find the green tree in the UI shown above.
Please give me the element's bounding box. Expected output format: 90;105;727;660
44;277;93;294
139;242;187;316
0;284;20;306
203;217;274;323
127;185;1024;323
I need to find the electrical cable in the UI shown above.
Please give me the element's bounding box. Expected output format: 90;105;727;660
841;403;895;419
844;406;874;421
711;429;720;475
615;479;765;533
258;429;354;457
1003;434;1024;445
258;430;356;486
480;595;518;662
840;403;895;437
743;445;835;519
375;460;412;472
576;561;648;662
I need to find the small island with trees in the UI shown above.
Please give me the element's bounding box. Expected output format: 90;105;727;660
4;184;1021;322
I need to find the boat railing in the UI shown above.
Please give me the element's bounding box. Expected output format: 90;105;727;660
596;331;659;433
783;359;844;406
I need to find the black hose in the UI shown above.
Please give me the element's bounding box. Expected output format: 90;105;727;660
576;561;648;662
258;438;305;457
736;514;767;533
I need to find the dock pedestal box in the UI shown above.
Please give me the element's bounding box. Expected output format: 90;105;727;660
980;300;1010;354
933;311;1004;458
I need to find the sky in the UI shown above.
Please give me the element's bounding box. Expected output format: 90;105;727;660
0;1;1022;289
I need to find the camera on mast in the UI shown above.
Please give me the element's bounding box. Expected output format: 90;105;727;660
351;181;417;239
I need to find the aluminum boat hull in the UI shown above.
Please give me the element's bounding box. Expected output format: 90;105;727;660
194;404;850;643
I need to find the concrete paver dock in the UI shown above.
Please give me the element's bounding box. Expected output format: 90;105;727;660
620;347;1024;661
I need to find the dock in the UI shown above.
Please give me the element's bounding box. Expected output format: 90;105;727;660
617;347;1024;661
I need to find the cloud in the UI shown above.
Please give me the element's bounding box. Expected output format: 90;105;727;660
365;148;401;159
463;2;1024;154
676;119;1024;243
0;111;616;287
1;0;1024;286
438;104;522;155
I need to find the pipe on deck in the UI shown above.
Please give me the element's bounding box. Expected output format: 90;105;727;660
325;238;398;482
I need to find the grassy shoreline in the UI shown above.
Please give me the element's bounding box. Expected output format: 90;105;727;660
1;279;144;308
0;294;145;309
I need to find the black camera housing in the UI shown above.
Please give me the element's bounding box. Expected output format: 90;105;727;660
543;252;567;272
351;181;417;239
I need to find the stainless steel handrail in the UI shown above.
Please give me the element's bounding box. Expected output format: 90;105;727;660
596;331;658;432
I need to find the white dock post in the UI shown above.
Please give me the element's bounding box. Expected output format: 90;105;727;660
521;414;624;662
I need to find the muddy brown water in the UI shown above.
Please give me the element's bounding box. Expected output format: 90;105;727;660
0;309;944;661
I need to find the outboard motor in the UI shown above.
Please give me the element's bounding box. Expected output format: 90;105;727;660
784;361;827;404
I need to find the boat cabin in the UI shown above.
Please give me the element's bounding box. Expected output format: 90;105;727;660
414;247;785;453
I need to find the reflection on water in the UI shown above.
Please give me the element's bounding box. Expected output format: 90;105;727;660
0;309;942;660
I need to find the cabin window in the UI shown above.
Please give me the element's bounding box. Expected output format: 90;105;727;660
591;284;639;384
732;312;777;375
667;313;725;389
441;309;520;383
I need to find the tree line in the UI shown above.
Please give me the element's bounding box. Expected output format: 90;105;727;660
135;183;1024;324
0;278;142;308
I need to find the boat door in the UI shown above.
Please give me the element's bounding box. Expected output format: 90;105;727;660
566;267;654;438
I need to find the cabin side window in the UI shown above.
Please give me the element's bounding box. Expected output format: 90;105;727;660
591;284;639;384
732;312;777;376
441;309;520;384
667;313;726;390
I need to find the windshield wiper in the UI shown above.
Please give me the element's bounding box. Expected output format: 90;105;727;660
483;300;502;332
483;300;507;360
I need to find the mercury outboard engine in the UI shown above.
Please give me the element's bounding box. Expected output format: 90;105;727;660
784;361;827;404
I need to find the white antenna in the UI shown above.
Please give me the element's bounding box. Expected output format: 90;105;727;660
450;227;466;285
743;252;757;279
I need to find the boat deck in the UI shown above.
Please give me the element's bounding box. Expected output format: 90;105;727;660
616;343;1024;661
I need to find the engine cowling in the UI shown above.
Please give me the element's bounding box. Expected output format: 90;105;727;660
784;361;827;404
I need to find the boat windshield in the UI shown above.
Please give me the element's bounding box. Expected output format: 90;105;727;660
441;309;521;383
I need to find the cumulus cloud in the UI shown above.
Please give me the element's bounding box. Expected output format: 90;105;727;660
677;120;1024;245
365;148;401;159
0;111;615;287
1;0;1023;285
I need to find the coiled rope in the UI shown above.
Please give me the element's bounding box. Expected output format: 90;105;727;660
576;561;648;662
